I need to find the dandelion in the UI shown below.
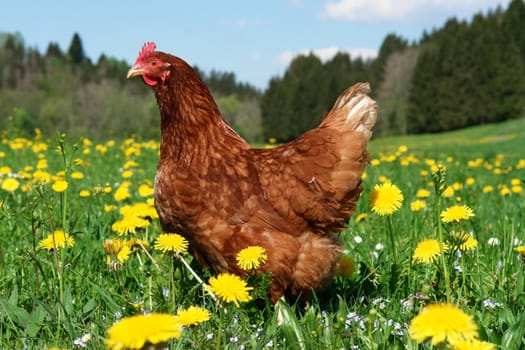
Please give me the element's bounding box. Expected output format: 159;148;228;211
79;190;91;197
116;245;132;263
71;171;84;179
465;177;475;186
114;181;132;201
52;179;68;193
441;205;475;223
105;313;182;350
154;233;189;254
514;246;525;256
175;306;211;326
408;303;478;346
451;231;478;251
236;246;268;270
207;273;253;307
111;215;150;235
452;339;495;350
138;184;155;197
369;182;404;216
121;202;159;219
442;186;455;198
39;230;75;251
482;185;494;193
1;177;19;192
410;200;426;212
412;239;447;264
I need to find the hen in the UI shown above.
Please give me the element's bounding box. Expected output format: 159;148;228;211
127;42;377;303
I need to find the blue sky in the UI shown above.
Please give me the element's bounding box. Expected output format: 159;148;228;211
2;0;509;89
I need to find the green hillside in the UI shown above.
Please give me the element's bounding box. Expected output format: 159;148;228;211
370;117;525;158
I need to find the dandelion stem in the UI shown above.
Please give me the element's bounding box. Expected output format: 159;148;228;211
433;168;452;303
137;242;161;273
386;215;398;265
178;255;217;301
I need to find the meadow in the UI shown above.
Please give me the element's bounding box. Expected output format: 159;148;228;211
0;116;524;349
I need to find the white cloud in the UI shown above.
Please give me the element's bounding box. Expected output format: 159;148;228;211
276;47;378;67
321;0;509;21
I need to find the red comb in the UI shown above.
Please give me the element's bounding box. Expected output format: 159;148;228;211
137;42;156;61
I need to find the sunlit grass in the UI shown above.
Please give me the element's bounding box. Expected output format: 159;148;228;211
0;118;524;348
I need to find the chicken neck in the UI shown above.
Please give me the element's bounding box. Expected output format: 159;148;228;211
153;73;249;164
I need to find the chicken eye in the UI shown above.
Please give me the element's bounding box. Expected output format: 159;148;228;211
150;61;157;66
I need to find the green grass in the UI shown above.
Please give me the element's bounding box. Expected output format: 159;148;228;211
1;118;524;349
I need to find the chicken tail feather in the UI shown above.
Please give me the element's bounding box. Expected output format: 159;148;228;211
321;82;377;141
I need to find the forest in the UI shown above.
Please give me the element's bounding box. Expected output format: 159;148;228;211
1;0;524;142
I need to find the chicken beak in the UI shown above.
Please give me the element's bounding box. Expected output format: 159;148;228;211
127;65;144;79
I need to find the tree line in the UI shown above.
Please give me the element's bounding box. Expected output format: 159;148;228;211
261;0;525;141
1;0;525;142
0;33;262;141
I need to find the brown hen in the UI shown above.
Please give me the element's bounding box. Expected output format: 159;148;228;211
127;42;377;303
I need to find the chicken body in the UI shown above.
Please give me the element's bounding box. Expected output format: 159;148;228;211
127;43;377;302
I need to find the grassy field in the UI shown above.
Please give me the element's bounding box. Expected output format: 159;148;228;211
0;117;524;349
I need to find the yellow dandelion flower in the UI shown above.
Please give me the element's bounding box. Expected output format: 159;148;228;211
499;185;511;196
121;170;134;179
37;159;48;169
154;233;189;254
138;184;155;197
2;177;20;192
451;232;478;251
511;185;523;194
441;205;475;223
482;185;494;193
408;303;478;345
369;182;404;216
96;144;108;154
452;339;495;350
378;175;390;183
105;313;182;350
442;186;455;198
0;166;12;175
465;177;475;186
114;181;131;201
105;204;117;212
123;160;139;169
39;230;75;251
52;179;68;193
79;190;91;197
121;202;159;219
355;213;368;223
514;246;525;256
236;246;268;270
175;306;211;326
410;200;426;212
117;245;132;263
111;216;150;235
416;189;431;198
33;169;51;183
412;239;447;264
207;273;253;307
71;171;84;180
103;238;125;255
